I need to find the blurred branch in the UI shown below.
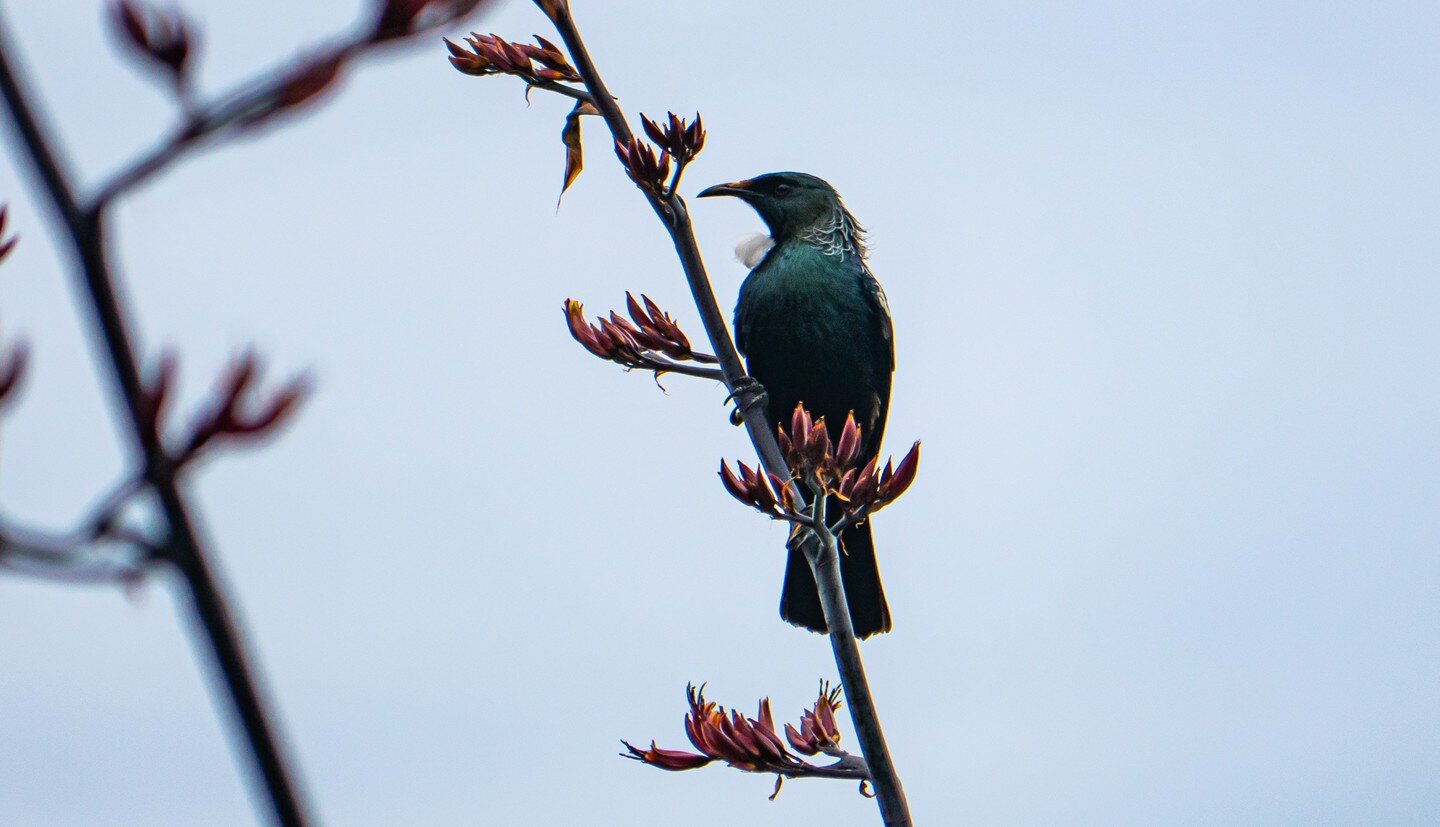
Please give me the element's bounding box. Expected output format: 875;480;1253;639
0;522;155;584
0;343;155;582
0;16;310;823
95;0;485;210
0;1;491;824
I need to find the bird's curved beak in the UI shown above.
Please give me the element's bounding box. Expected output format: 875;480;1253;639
697;179;754;199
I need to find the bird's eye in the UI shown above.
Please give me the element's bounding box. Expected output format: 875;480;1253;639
773;183;794;196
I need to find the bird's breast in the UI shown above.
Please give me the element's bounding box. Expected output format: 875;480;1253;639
736;247;881;375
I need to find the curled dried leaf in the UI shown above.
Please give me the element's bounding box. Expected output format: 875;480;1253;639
559;99;600;204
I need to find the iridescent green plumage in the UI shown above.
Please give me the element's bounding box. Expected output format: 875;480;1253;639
699;172;894;637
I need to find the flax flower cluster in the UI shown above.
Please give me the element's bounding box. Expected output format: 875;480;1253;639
615;112;707;196
722;404;921;529
563;294;720;378
623;683;871;799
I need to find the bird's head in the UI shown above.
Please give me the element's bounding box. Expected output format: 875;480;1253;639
698;171;845;241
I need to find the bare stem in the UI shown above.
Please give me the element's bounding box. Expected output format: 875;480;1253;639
0;523;152;583
527;78;594;104
535;2;910;822
91;126;191;209
0;11;309;825
782;761;870;781
627;355;724;381
95;2;492;208
810;497;907;821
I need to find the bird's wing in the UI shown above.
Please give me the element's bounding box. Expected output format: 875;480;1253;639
860;261;895;456
862;261;894;371
734;286;751;358
733;257;770;358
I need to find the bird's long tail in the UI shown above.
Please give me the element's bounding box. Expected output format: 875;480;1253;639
779;517;891;638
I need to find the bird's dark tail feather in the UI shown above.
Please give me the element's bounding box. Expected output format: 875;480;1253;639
779;519;891;638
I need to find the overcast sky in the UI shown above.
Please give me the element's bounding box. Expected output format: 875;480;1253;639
2;1;1437;824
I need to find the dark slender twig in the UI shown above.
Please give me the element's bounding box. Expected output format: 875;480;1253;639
533;2;911;822
784;763;870;781
635;360;724;381
95;4;487;210
91;126;190;209
0;470;154;581
527;78;593;104
89;41;354;210
0;525;153;583
0;10;308;825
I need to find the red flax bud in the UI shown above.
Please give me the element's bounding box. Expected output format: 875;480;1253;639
614;137;670;195
639;111;706;165
449;33;564;79
640;296;687;348
496;38;532;73
778;403;835;485
562;299;611;358
835;441;921;518
835;457;877;507
783;683;844;756
444;37;492;75
594;317;642;362
526;35;580;81
620;740;712;771
109;1;192;81
685;113;706;158
640;114;667;152
0;205;18;265
563;296;713;371
622;292;694;360
873;441;922;507
460;34;516;72
834;412;863;472
719;460;794;518
113;1;146;48
139;350;179;442
171;352;311;464
0;338;28;407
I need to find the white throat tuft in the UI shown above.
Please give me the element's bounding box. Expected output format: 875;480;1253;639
734;233;775;269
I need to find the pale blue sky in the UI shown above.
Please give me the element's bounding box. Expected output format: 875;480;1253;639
1;1;1437;824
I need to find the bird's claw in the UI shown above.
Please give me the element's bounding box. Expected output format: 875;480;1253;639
725;376;768;426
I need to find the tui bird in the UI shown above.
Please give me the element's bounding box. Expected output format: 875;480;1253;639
698;172;894;638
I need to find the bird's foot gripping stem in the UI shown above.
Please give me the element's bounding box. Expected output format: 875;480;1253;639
726;376;768;426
